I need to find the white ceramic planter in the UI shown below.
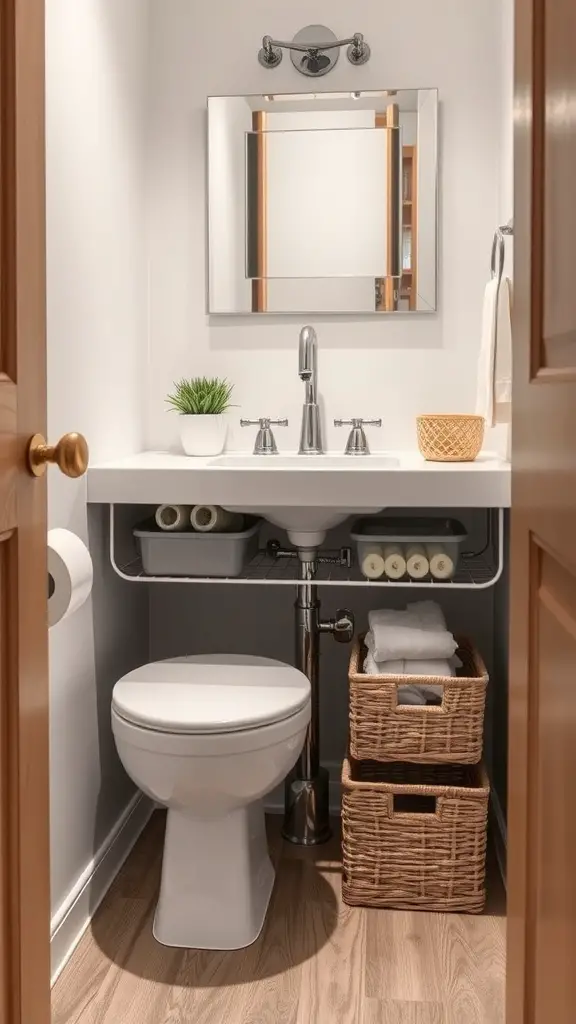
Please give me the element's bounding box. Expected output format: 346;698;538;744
179;414;228;457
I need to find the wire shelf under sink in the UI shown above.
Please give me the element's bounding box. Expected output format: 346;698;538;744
110;507;504;590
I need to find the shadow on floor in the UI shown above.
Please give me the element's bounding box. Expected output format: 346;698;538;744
88;812;340;987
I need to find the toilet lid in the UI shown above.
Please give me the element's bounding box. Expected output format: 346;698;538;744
112;654;311;734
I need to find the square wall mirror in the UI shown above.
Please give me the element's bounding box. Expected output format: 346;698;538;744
208;89;438;315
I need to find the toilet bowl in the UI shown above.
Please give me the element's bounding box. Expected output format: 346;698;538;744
111;653;311;950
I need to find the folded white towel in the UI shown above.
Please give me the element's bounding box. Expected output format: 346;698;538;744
476;276;513;427
362;649;456;704
398;687;428;705
375;658;454;678
369;600;446;630
362;651;453;692
363;635;465;706
369;627;457;664
363;654;438;705
363;649;380;675
367;601;456;662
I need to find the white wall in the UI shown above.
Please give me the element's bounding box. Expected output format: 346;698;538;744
500;0;514;281
500;0;515;225
143;0;509;770
146;0;503;452
46;0;150;956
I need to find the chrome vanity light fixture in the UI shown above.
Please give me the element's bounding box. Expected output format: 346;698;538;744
258;24;371;78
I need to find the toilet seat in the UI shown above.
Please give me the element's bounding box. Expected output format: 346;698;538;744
112;654;310;736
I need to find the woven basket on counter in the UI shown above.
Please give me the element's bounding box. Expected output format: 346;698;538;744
342;759;489;913
349;636;488;764
417;414;485;462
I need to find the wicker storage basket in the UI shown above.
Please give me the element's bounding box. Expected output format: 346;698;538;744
349;636;487;764
417;414;485;462
342;759;489;913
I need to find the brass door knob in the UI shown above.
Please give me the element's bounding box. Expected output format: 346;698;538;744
28;432;89;478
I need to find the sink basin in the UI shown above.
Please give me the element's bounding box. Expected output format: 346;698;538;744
209;453;399;470
211;453;395;547
225;505;383;549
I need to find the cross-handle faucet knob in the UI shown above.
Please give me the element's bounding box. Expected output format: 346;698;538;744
241;417;288;455
334;418;382;456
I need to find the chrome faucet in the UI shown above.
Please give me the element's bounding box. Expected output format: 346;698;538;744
298;326;323;455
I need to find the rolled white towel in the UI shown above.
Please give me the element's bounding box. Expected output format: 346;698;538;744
375;627;456;662
426;543;456;581
406;544;430;580
364;643;455;680
361;545;386;580
383;544;407;580
190;505;244;533
155;504;191;532
404;659;454;678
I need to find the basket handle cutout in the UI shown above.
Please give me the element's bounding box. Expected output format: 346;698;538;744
393;794;437;816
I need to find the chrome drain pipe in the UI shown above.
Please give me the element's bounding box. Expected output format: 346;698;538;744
282;554;354;846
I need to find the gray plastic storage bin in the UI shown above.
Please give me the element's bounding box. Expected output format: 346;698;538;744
133;518;261;578
350;516;467;581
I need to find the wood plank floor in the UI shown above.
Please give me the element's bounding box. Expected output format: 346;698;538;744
52;812;506;1024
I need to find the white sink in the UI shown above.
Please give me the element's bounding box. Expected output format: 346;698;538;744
225;504;382;549
211;454;397;547
87;450;512;512
210;453;395;546
209;453;399;470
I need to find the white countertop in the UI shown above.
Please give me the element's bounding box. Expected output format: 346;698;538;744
87;450;511;508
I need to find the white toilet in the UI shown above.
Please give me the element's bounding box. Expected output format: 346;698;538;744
111;653;310;950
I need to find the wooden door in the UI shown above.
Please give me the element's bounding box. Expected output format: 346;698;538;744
507;0;576;1022
0;1;51;1022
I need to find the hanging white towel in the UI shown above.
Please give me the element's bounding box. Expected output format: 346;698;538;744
476;277;513;427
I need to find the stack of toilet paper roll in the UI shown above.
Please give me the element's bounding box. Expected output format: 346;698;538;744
154;504;244;533
361;541;456;581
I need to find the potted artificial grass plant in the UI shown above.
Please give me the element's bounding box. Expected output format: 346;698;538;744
166;376;234;456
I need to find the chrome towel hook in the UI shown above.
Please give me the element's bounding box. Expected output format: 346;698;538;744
490;219;514;284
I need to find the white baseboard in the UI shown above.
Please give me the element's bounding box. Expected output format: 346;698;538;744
490;789;507;890
265;760;342;816
50;793;154;985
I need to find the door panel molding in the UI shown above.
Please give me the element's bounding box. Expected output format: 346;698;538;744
531;0;576;379
0;1;50;1022
509;0;576;1019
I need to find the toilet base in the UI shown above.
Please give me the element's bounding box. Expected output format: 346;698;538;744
153;800;275;950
